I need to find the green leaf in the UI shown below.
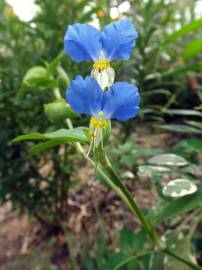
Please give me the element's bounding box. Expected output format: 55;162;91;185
183;39;202;60
17;83;27;98
148;154;188;167
13;127;89;144
120;228;146;255
164;19;202;44
183;165;202;177
105;252;128;270
184;120;202;129
138;165;170;178
180;139;202;152
160;64;202;77
162;109;202;117
158;124;202;134
149;252;164;270
166;233;197;270
162;179;197;198
112;251;159;270
148;187;202;225
142;89;171;97
30;139;68;155
44;99;79;123
148;64;202;79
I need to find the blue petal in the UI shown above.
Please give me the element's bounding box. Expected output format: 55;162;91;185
64;23;102;62
101;19;138;61
103;82;140;121
66;76;103;116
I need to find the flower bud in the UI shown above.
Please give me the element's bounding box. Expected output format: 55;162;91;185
44;99;79;123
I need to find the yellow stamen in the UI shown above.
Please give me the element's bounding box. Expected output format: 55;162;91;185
90;117;107;129
93;60;110;71
97;9;105;18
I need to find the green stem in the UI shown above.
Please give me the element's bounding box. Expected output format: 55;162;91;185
114;248;202;270
53;88;62;99
101;154;161;244
52;87;160;244
52;87;202;269
164;248;202;270
114;250;159;270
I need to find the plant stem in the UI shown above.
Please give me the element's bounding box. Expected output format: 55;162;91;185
114;248;202;270
52;88;202;270
74;147;201;270
114;250;159;270
164;248;202;270
101;154;161;245
52;87;161;245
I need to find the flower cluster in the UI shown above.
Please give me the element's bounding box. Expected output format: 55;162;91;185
64;19;140;152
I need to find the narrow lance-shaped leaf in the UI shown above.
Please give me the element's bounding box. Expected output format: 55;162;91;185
142;89;171;97
163;19;202;44
148;154;188;167
162;109;202;118
148;187;202;225
160;64;202;77
184;121;202;129
157;124;202;135
30;139;69;155
147;64;202;79
183;39;202;60
13;127;89;144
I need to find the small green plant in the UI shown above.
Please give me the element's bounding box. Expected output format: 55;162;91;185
13;16;202;270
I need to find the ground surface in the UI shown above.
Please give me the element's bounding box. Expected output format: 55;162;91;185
0;128;196;269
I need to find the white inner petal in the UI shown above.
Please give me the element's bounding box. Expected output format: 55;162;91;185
91;67;115;90
92;51;115;90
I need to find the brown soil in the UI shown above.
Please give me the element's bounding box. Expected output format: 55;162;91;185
0;128;194;270
0;203;31;270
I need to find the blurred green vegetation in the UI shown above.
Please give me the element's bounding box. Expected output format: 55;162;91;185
1;0;202;269
0;0;105;221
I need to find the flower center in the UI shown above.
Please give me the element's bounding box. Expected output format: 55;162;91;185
90;117;107;129
93;60;110;71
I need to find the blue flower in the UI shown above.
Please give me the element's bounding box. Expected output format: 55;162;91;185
66;76;140;121
64;19;138;63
